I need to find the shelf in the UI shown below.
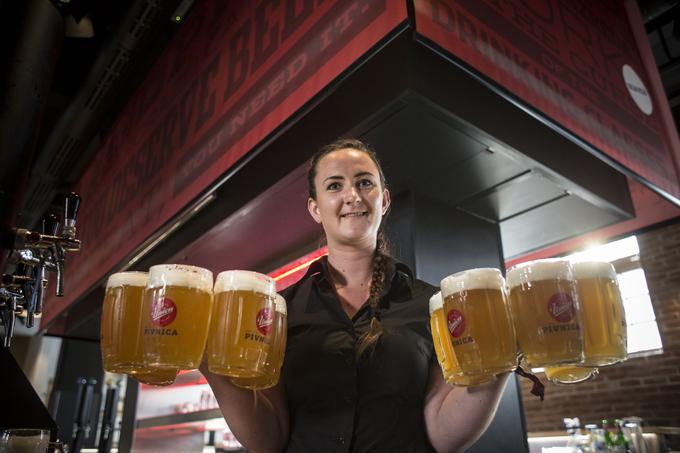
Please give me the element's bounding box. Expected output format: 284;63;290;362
136;408;223;430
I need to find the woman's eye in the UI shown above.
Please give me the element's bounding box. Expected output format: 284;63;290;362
327;182;341;190
358;179;374;189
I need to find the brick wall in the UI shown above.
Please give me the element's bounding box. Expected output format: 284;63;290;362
519;220;680;435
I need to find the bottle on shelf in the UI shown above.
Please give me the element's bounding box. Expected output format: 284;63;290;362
563;417;587;453
585;423;606;452
602;419;615;451
613;419;631;453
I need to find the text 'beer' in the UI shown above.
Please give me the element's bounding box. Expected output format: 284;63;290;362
507;260;583;367
208;270;276;378
429;292;492;386
142;264;214;370
573;261;627;366
230;293;287;389
440;268;517;376
100;272;148;374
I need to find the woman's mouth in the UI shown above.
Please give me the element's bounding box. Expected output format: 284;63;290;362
340;211;367;218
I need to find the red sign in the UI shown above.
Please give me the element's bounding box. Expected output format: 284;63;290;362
547;293;575;323
256;307;274;336
150;298;177;327
414;0;680;201
447;309;466;338
42;0;407;328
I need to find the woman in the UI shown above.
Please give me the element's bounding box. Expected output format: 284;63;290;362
203;139;509;453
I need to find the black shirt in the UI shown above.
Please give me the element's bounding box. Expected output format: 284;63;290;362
281;256;438;453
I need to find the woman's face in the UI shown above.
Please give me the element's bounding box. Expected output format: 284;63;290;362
308;148;390;248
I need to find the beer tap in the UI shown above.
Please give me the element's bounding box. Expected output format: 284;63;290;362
42;213;65;297
24;265;43;329
62;192;80;241
0;192;82;347
0;295;18;348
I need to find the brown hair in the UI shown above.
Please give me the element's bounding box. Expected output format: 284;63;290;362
308;138;389;358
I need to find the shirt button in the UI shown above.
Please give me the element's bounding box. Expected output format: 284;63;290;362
337;436;346;445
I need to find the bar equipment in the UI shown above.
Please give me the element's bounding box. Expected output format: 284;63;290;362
0;193;82;449
0;192;81;347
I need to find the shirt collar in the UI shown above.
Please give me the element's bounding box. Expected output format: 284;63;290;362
301;254;414;313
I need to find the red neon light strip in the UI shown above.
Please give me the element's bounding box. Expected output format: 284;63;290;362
269;246;328;281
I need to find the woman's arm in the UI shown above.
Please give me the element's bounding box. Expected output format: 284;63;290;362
423;364;510;453
201;367;289;453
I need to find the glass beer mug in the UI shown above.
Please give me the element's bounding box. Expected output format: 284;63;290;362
207;270;277;378
0;429;68;453
507;259;583;368
572;261;627;367
142;264;214;370
543;365;598;384
439;268;517;376
132;366;180;386
230;293;287;389
100;272;148;374
429;291;492;386
543;261;627;384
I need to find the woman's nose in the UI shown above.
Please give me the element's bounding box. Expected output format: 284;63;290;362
343;186;361;204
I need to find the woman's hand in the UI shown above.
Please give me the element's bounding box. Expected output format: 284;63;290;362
201;365;289;453
423;363;510;453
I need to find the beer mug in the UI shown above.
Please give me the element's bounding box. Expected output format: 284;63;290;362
573;261;627;366
230;293;287;389
132;367;179;386
429;292;492;386
440;268;517;376
142;264;214;370
0;429;68;453
544;365;598;384
507;259;583;367
100;272;148;374
207;270;277;378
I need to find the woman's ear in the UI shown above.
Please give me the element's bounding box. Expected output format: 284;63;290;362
308;197;322;224
381;188;391;215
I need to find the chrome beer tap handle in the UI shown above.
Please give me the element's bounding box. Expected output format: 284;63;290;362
42;213;60;237
62;192;80;241
54;246;66;297
0;296;18;348
42;213;66;297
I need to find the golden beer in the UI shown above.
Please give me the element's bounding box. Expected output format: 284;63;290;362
208;271;276;378
142;265;214;370
231;293;287;389
573;262;627;366
507;259;583;367
544;365;598;384
100;272;148;373
133;367;179;386
429;292;491;386
440;269;517;376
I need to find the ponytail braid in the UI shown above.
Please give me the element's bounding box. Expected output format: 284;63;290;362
356;231;389;358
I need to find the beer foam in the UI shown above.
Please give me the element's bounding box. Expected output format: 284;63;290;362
274;294;287;315
506;259;574;289
429;291;443;315
214;270;275;295
440;268;504;296
147;264;213;292
572;261;617;280
106;271;148;288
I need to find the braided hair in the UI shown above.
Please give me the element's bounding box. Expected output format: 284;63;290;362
308;138;389;358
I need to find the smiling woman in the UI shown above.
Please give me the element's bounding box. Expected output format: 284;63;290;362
202;138;510;453
306;139;391;333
